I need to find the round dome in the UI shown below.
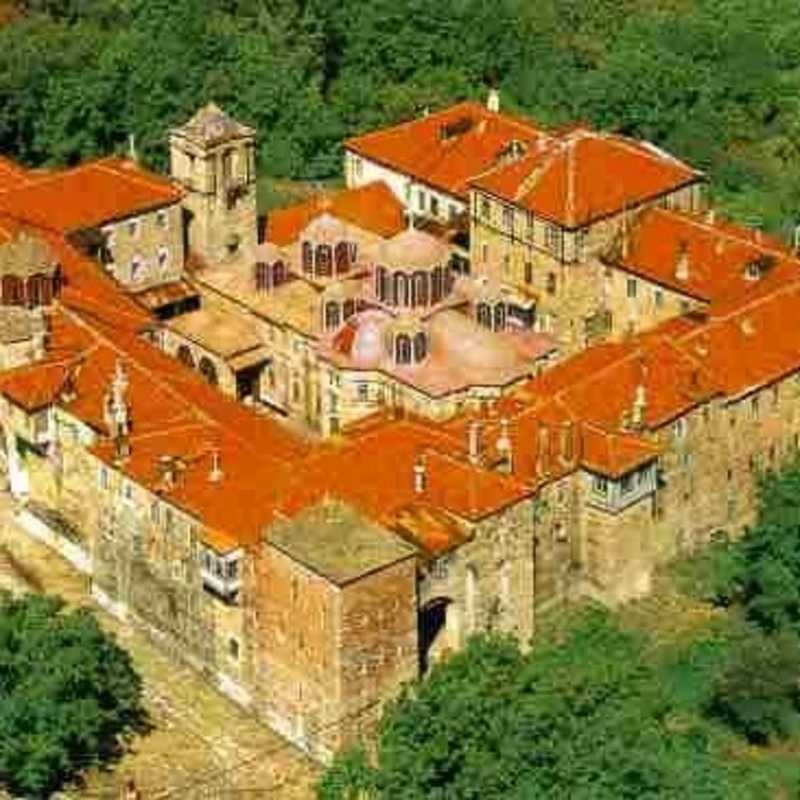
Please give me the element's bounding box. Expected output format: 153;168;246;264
379;229;448;270
306;212;347;244
332;310;392;368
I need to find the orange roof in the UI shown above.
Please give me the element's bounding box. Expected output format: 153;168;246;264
344;101;547;199
0;359;73;412
0;156;30;193
472;129;700;228
266;181;406;246
611;208;797;303
0;157;182;232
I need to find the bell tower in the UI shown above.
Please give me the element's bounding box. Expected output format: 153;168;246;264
169;103;257;266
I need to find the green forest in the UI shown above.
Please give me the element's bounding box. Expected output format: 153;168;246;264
318;463;800;799
3;0;800;235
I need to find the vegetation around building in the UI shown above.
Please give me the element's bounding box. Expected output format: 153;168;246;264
0;592;147;799
3;0;800;235
318;462;800;799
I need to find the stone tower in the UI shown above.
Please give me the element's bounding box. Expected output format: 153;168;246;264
169;103;257;266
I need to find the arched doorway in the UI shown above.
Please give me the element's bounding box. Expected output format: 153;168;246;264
419;596;452;673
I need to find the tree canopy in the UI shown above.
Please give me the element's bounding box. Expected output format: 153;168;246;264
320;462;800;799
0;592;147;798
3;0;800;234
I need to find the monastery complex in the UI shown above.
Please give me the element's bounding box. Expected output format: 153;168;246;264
0;93;796;758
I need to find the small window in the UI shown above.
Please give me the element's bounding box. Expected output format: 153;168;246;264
128;219;139;238
130;255;145;283
546;272;556;295
156;210;168;229
654;288;663;308
98;465;109;490
430;195;439;217
750;396;760;421
227;560;238;580
480;197;490;220
626;278;638;299
673;418;687;440
157;246;169;272
357;383;368;402
481;243;489;263
417;190;426;212
524;262;533;284
448;204;458;221
502;205;514;232
592;475;608;495
620;473;634;495
150;501;160;524
229;637;239;660
545;224;562;255
122;481;134;503
526;211;534;237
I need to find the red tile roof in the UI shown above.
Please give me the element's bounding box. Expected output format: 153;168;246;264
610;208;797;303
0;156;30;193
266;181;406;246
0;157;182;233
344;101;547;199
472;128;700;228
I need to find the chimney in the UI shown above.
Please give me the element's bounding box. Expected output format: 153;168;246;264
468;420;483;466
105;360;131;463
559;421;575;464
487;89;500;113
209;449;223;483
157;454;176;491
536;423;550;477
675;240;690;281
128;133;138;164
496;417;513;474
413;454;427;494
632;383;647;430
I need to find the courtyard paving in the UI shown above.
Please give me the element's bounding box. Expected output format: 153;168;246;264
0;494;320;800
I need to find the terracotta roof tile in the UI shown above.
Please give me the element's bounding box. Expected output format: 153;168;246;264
472;129;700;228
266;181;406;246
0;157;182;232
610;208;797;303
344;102;547;199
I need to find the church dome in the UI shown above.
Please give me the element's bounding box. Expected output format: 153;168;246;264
379;229;448;271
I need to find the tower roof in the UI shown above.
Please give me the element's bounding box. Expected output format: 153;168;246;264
173;102;254;146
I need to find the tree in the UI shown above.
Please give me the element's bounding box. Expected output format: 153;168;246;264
0;592;147;798
319;610;757;800
705;627;800;744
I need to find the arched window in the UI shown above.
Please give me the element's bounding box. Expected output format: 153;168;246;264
343;299;356;320
414;272;429;307
272;260;286;287
302;241;313;273
316;244;332;277
26;274;46;307
477;303;492;329
177;344;195;369
39;275;54;306
395;334;412;365
130;255;145;283
52;266;63;298
444;267;454;296
376;266;387;302
325;301;341;330
1;276;20;306
198;356;218;386
334;241;350;274
413;331;427;362
393;272;408;308
348;242;358;264
494;303;506;332
431;267;443;304
255;262;269;291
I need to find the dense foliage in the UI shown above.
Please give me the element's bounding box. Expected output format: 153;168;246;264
320;463;800;799
0;592;147;798
4;0;800;234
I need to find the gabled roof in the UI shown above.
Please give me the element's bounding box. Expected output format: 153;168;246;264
609;208;796;303
265;181;406;246
472;128;701;228
0;157;182;232
344;101;548;199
